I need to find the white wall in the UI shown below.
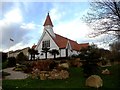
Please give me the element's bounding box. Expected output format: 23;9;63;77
37;31;59;59
68;49;72;57
60;49;66;57
36;30;80;59
72;50;79;56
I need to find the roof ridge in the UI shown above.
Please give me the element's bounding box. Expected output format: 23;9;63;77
79;43;89;45
55;33;78;43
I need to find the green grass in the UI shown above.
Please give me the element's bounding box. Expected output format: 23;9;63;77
99;65;120;88
2;64;120;89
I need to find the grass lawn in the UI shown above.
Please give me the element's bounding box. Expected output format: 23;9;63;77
2;64;120;90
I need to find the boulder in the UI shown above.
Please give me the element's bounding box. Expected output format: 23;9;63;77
59;70;69;79
86;75;103;88
102;69;110;75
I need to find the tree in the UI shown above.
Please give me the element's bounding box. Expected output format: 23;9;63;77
49;49;59;59
110;41;120;51
16;52;28;64
41;47;50;59
79;44;101;77
83;0;120;42
2;52;7;63
28;49;39;60
109;41;120;62
7;57;16;67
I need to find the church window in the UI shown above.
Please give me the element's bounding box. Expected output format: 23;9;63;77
42;40;50;48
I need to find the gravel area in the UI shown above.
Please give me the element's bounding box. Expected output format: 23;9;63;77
3;67;28;79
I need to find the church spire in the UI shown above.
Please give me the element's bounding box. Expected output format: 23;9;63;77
43;13;55;38
43;12;53;27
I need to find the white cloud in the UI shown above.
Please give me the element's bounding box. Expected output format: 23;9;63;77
1;7;42;52
51;8;109;49
3;42;32;52
4;8;23;23
54;18;92;43
20;22;40;30
50;5;65;22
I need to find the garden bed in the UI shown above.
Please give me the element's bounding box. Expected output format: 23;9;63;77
2;64;120;89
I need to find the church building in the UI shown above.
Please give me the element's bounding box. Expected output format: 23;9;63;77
35;13;89;59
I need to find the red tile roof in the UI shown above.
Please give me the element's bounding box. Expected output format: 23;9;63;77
52;34;89;51
43;13;53;27
79;43;89;49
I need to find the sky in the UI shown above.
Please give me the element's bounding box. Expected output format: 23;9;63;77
1;0;109;52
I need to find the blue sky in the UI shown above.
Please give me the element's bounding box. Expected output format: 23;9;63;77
1;1;107;52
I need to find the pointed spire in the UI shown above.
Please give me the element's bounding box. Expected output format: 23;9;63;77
43;12;53;27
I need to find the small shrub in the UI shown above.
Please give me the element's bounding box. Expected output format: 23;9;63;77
14;68;23;71
13;65;27;71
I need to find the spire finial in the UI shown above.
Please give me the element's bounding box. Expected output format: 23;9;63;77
48;11;49;15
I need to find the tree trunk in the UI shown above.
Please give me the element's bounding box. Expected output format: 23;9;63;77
33;54;35;60
66;49;68;58
31;54;32;60
54;54;56;60
45;52;47;59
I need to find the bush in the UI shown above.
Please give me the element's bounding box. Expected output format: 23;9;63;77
2;52;8;63
101;60;108;65
2;60;8;69
82;63;100;77
24;63;33;73
16;52;28;64
7;57;16;67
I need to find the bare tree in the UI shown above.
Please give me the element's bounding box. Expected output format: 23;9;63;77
109;41;120;62
83;0;120;42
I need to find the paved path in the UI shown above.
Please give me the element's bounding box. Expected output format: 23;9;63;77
3;67;29;79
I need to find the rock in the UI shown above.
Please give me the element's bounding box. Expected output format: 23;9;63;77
40;73;46;80
86;75;103;88
48;69;69;80
58;63;69;69
102;69;110;75
59;70;69;79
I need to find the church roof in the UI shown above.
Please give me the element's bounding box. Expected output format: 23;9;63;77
79;43;89;49
43;13;53;27
32;44;37;49
52;34;89;51
41;13;89;51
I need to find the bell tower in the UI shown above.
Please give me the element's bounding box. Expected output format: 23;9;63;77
43;13;55;38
